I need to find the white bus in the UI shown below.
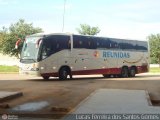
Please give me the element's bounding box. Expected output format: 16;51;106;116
19;33;149;80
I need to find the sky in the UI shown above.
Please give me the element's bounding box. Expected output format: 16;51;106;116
0;0;160;40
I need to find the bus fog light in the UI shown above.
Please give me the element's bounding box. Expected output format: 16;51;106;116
31;68;39;71
41;67;44;70
35;68;39;71
53;67;56;69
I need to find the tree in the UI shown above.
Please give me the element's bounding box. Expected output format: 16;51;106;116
0;27;7;51
148;34;160;66
76;24;100;35
0;19;43;57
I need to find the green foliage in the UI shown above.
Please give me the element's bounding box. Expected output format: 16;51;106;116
0;65;19;73
76;24;100;35
0;27;7;51
0;19;43;57
150;67;160;73
148;34;160;65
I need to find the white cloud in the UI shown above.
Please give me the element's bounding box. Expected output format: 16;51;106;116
0;0;9;5
98;22;160;40
1;0;159;41
82;0;160;40
111;0;160;11
0;0;17;5
95;0;160;24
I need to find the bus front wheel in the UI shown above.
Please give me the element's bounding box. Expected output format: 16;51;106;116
59;67;70;80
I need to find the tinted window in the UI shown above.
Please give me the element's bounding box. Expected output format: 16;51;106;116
40;35;70;59
73;35;148;51
96;38;105;49
117;39;148;51
73;35;96;49
135;41;148;51
96;38;115;49
108;39;119;49
119;42;134;50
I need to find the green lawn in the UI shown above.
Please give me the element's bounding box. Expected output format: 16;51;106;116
0;65;160;73
149;67;160;73
0;65;19;73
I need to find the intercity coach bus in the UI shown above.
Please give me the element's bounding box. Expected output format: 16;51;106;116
19;33;149;80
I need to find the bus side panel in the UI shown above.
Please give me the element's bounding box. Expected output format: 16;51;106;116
117;51;149;74
68;49;121;75
39;53;58;76
40;49;149;77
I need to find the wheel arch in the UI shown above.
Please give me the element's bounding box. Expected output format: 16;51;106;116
58;65;72;75
122;65;129;70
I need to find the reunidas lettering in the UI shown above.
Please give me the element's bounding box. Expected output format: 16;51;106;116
103;51;130;58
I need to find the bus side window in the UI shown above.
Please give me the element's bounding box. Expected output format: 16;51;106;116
73;35;83;48
97;39;101;49
96;38;104;49
87;37;96;49
41;37;52;59
56;43;60;50
46;35;70;53
58;35;70;50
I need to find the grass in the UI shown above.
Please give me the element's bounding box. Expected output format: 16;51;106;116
0;65;19;73
0;65;160;73
149;67;160;73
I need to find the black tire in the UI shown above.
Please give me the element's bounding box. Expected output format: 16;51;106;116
121;67;129;78
42;76;50;80
129;67;136;77
59;67;69;80
103;74;110;78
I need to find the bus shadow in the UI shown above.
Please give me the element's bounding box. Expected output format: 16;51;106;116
29;76;106;82
136;74;160;78
28;74;160;82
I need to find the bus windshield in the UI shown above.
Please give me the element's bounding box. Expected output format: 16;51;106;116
20;36;42;63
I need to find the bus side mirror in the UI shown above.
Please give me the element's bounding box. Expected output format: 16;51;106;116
36;39;42;48
15;38;22;49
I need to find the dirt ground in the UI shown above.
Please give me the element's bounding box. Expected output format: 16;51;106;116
0;73;160;119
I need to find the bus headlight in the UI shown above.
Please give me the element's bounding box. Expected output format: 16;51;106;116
31;68;39;71
31;63;39;71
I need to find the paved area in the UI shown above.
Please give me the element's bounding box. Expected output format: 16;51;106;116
0;91;23;102
71;89;160;114
0;73;160;119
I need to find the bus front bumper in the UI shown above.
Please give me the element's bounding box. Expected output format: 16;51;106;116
19;70;41;76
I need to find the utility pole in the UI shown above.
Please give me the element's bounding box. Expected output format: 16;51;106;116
62;0;66;32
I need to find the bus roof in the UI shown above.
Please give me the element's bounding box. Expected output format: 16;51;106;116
26;32;146;42
26;32;72;38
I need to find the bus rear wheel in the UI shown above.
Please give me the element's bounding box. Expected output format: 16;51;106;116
59;67;70;80
121;67;129;78
129;67;136;77
103;74;110;78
